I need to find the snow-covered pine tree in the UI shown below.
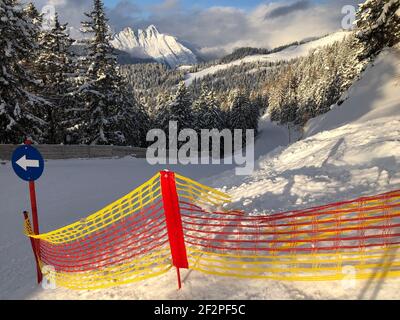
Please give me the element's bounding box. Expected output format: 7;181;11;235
282;66;298;125
113;88;151;147
248;98;261;136
250;91;267;117
152;91;170;124
232;89;259;148
22;2;45;95
192;83;225;132
23;2;42;28
35;13;77;144
77;0;137;145
355;0;400;60
153;92;171;131
312;49;340;117
228;89;258;135
0;0;46;143
336;35;362;93
204;88;227;131
156;81;193;133
268;73;288;123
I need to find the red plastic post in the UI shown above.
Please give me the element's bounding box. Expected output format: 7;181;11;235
24;139;43;283
29;182;40;236
160;170;188;289
23;211;42;284
176;267;182;290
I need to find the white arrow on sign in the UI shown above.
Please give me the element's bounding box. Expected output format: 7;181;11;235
16;155;40;171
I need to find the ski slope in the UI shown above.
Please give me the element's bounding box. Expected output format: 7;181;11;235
0;120;288;299
36;45;400;299
208;45;400;215
0;46;399;300
184;31;350;86
305;45;400;137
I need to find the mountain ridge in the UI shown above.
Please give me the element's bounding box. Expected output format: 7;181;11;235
111;25;198;68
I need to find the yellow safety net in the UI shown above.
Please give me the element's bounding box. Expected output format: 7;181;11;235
23;171;400;289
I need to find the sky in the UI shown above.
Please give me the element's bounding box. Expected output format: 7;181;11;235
31;0;362;58
103;0;288;12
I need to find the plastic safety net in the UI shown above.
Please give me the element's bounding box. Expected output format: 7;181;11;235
23;172;229;289
23;171;400;289
179;186;400;281
24;173;172;289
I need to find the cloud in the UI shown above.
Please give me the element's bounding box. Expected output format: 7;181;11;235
139;0;360;57
150;0;180;13
31;0;361;58
107;0;142;33
31;0;141;37
265;0;311;19
111;0;141;16
32;0;91;38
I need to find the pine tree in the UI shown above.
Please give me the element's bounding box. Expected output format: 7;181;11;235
355;0;400;59
113;89;151;147
22;2;44;94
23;2;42;30
228;89;260;146
268;74;288;123
35;13;77;144
228;90;252;131
337;36;362;92
77;0;133;145
192;83;224;132
0;0;46;143
156;81;193;132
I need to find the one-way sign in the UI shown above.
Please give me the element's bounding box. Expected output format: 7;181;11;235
12;145;44;181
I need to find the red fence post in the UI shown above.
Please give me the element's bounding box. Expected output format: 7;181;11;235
160;170;188;289
23;211;43;284
24;139;43;284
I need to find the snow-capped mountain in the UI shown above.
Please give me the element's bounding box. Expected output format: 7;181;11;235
111;25;197;68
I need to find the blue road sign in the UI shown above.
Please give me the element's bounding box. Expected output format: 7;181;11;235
12;145;44;182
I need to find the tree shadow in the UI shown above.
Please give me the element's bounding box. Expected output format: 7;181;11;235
357;245;399;300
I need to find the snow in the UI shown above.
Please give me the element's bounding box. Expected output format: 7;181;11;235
178;65;193;71
111;26;197;68
1;45;399;300
207;45;400;215
0;158;232;299
210;117;400;215
0;116;287;300
305;45;400;137
184;31;351;86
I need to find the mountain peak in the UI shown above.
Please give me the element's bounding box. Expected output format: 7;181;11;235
111;25;198;68
147;25;159;33
122;27;134;34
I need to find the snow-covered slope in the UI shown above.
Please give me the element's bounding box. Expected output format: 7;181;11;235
111;25;197;68
1;46;399;300
207;45;400;216
305;45;400;137
184;44;400;221
185;31;350;86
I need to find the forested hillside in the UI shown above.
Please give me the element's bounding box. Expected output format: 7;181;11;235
1;0;399;149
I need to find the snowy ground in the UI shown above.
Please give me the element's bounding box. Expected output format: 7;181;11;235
204;46;400;214
0;118;288;300
1;45;399;300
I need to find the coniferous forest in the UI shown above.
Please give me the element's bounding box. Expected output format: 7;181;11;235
1;0;399;147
